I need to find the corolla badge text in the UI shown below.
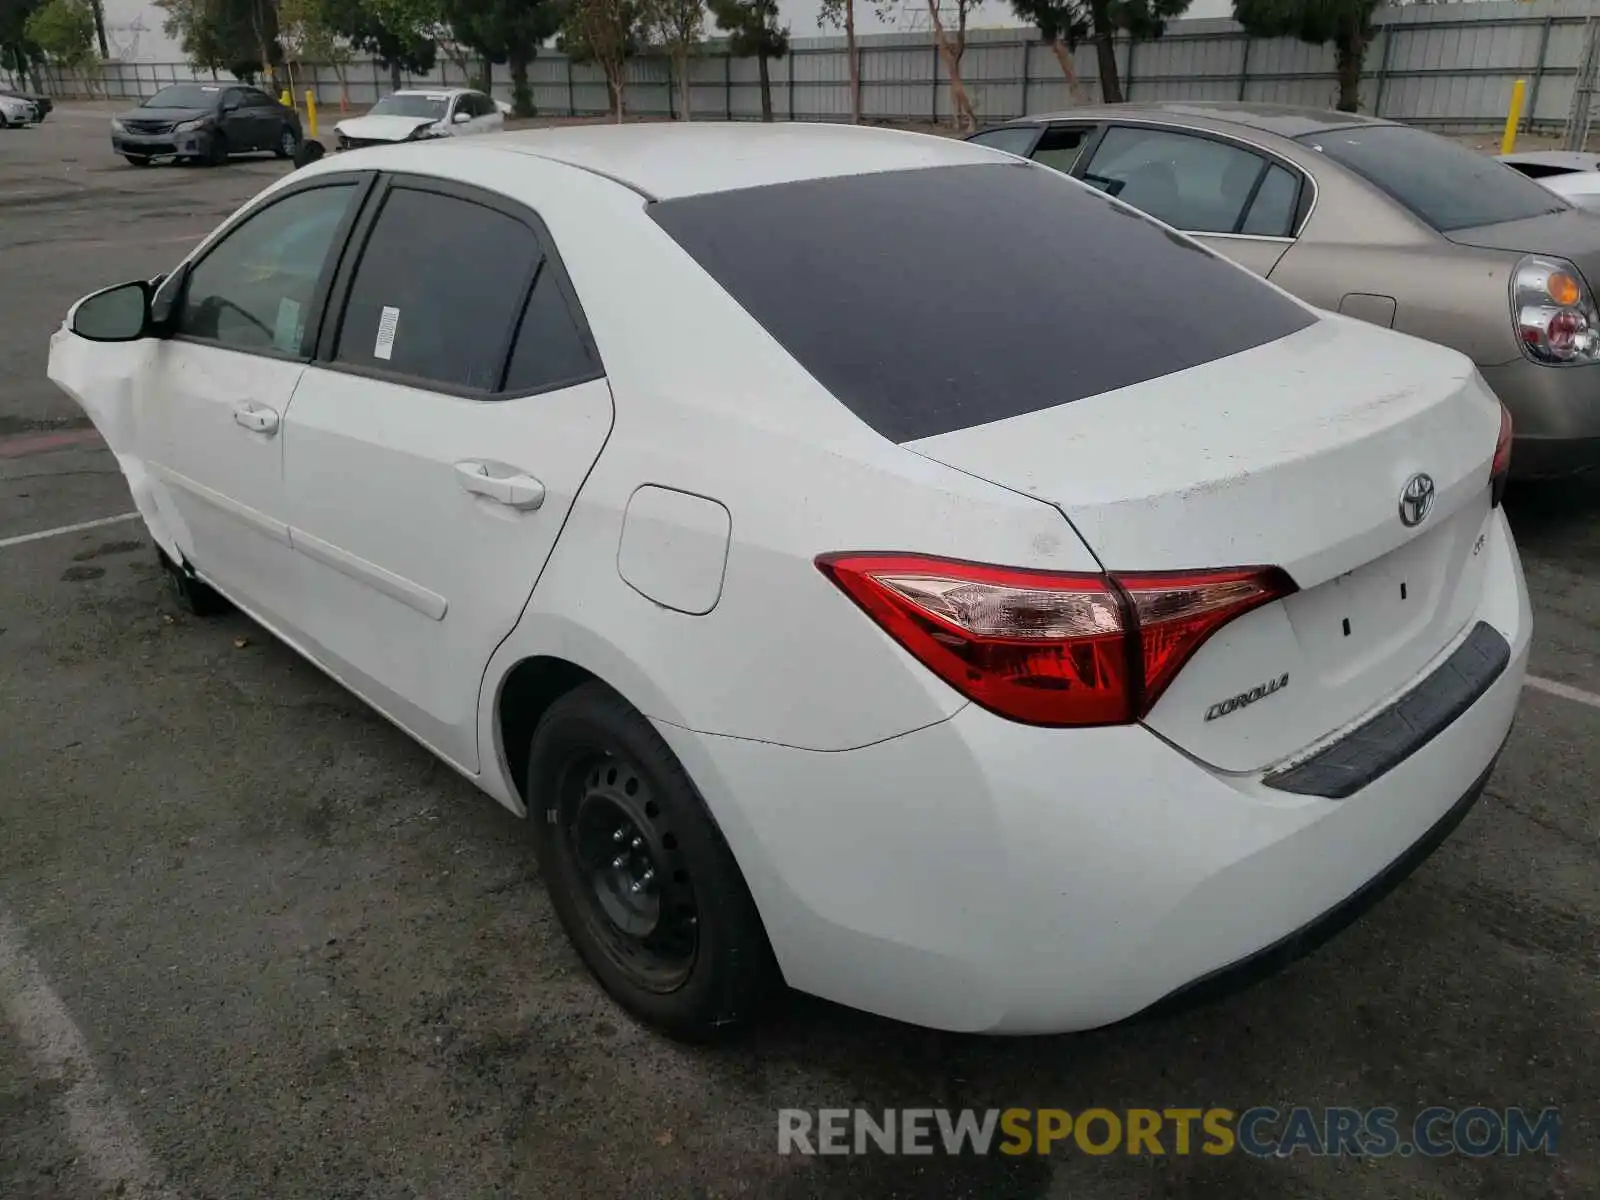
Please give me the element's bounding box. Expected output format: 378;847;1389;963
1204;673;1290;722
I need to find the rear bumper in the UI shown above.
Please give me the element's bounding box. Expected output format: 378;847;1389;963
1477;357;1600;479
1128;741;1503;1024
654;510;1532;1034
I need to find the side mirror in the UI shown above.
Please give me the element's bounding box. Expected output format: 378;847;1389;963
221;97;240;112
452;110;471;124
71;280;153;342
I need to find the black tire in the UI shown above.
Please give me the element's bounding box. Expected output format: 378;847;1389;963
527;681;777;1041
156;547;231;616
206;130;229;166
274;124;300;159
124;154;152;167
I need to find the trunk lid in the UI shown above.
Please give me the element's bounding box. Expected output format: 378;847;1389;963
1445;205;1600;289
905;315;1504;774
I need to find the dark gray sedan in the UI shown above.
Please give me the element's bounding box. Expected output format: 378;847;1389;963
111;82;302;168
968;101;1600;480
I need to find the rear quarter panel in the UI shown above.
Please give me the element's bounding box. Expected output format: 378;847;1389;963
466;169;1107;798
1263;149;1523;367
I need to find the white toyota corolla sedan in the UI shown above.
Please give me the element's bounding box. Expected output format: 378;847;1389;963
48;123;1530;1041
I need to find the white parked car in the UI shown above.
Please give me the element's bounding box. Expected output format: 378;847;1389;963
333;87;504;150
0;91;38;127
1499;150;1600;214
48;125;1530;1041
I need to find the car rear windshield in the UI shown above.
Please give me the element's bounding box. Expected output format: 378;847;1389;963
143;84;225;108
1295;124;1567;232
648;162;1315;443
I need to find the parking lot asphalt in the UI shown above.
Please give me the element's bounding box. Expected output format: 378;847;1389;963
2;109;1598;1200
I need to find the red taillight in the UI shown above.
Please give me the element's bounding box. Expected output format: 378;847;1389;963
1491;403;1513;508
815;552;1296;727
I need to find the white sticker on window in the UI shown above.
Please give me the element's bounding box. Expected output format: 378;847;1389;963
374;306;400;361
273;297;302;353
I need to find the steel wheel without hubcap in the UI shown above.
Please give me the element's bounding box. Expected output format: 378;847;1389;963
561;751;699;993
277;128;299;159
527;680;777;1040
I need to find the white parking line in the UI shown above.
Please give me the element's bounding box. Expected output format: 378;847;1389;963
0;914;175;1199
0;511;139;549
1524;675;1600;711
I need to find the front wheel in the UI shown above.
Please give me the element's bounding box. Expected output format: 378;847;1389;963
274;125;300;159
205;130;229;166
124;154;152;167
156;547;230;616
527;682;777;1041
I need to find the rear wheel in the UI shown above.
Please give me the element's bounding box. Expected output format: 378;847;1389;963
527;682;777;1041
124;154;152;167
157;548;230;616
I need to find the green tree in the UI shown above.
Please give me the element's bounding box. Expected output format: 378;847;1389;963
561;0;640;122
1233;0;1374;112
279;0;354;102
1;0;46;91
706;0;784;122
1006;0;1089;102
915;0;982;130
641;0;703;120
444;0;562;117
323;0;438;92
816;0;858;123
1009;0;1187;104
154;0;284;84
25;0;98;74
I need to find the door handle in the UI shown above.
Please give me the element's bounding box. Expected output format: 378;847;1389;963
454;460;546;511
233;403;279;435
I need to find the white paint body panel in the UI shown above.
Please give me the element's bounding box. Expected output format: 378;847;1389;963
279;370;614;771
1538;172;1600;214
46;125;1533;1034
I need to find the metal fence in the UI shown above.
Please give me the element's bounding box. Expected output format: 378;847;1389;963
8;0;1599;134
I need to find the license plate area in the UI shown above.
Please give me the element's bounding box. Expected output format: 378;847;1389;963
1280;510;1480;688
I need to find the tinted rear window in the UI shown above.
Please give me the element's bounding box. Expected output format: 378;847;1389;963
1296;124;1568;232
648;163;1314;442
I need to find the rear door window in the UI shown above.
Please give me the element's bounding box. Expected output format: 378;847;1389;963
649;162;1315;443
1081;125;1280;235
333;185;541;391
1239;163;1301;237
1031;125;1094;175
967;126;1041;157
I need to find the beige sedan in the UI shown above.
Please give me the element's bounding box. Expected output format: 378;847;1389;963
968;101;1600;480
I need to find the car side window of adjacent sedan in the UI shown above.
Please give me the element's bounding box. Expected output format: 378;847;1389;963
1081;125;1299;238
332;184;596;394
967;126;1042;158
176;183;361;356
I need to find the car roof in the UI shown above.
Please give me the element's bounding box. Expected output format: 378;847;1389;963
369;122;1010;201
391;87;477;97
1005;100;1397;141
